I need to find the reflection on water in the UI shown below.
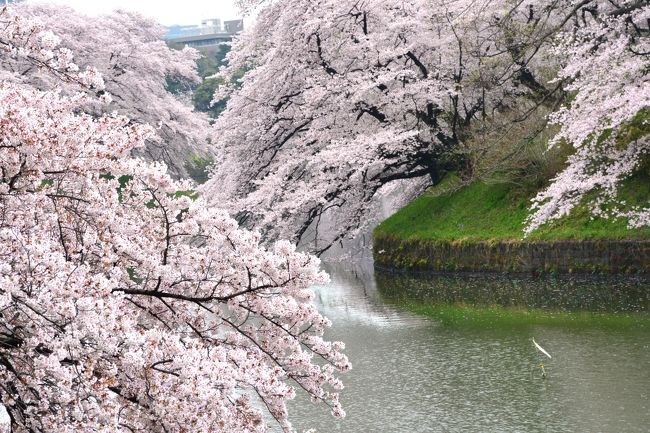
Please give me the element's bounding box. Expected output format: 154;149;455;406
288;262;650;433
376;270;650;313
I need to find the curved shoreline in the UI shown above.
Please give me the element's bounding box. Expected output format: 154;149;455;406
373;235;650;274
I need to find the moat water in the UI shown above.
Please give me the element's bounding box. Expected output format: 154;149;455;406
288;261;650;433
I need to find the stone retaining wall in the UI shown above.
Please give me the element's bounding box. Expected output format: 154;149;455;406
373;235;650;274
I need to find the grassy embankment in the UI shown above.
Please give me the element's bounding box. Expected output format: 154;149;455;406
374;171;650;243
372;171;650;274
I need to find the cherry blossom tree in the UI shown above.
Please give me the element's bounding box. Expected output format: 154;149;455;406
0;7;348;433
4;3;213;178
208;0;648;250
526;1;649;233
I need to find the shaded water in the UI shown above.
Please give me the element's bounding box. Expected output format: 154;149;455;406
289;262;650;433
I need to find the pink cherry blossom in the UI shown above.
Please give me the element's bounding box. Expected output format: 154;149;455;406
206;0;649;249
0;7;349;433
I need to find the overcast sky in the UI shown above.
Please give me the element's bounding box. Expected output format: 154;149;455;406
25;0;242;26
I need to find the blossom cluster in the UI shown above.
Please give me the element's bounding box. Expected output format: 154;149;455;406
208;0;649;248
527;3;650;232
3;3;214;178
0;7;348;433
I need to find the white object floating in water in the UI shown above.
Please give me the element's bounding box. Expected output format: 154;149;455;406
532;338;552;359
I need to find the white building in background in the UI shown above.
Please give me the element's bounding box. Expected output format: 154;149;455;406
200;18;222;34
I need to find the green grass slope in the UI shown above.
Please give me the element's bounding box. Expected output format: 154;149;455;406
374;174;650;242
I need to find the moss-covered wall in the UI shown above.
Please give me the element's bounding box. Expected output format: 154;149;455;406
373;235;650;274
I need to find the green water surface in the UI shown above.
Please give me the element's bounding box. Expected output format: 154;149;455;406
289;263;650;433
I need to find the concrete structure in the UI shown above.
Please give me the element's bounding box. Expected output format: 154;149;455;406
373;236;650;274
165;19;243;55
